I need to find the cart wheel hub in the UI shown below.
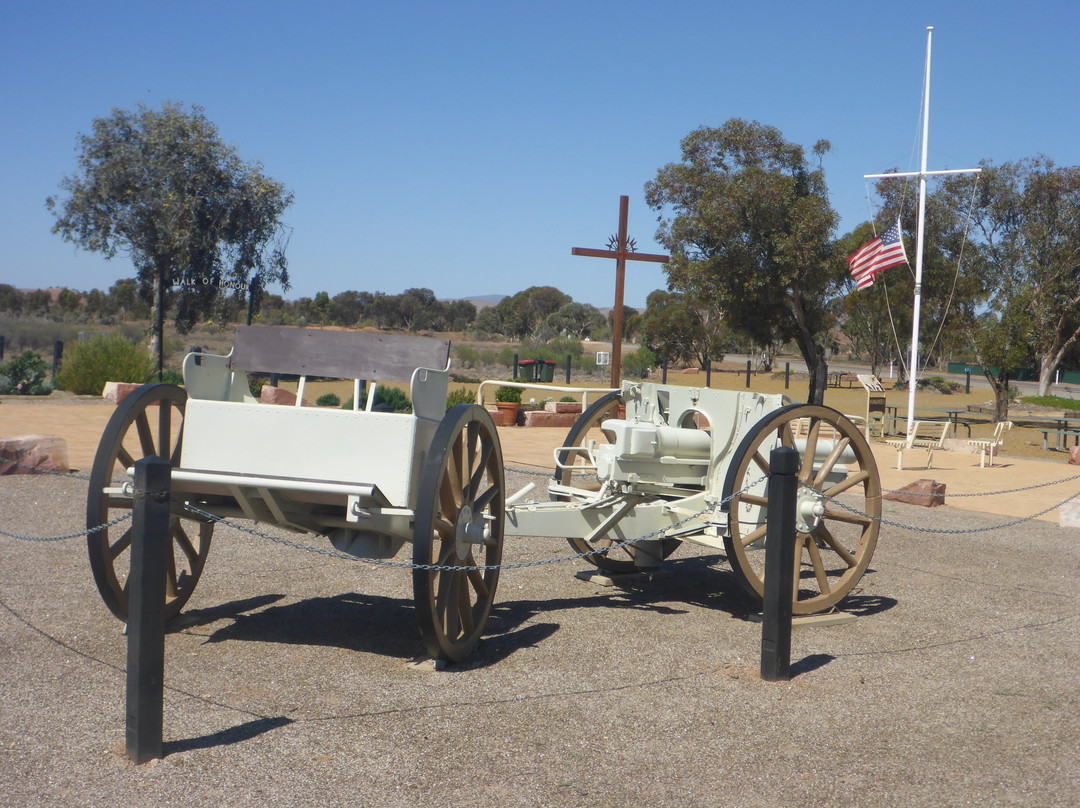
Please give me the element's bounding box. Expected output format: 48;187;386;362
454;504;490;558
795;489;825;534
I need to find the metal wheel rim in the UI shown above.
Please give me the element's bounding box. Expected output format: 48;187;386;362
553;392;680;572
722;404;881;614
412;404;504;662
86;383;213;622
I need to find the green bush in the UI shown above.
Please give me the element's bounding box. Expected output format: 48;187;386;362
341;386;412;413
316;392;341;407
0;350;52;395
248;374;269;399
622;347;657;380
495;385;521;403
161;369;184;386
445;387;476;410
55;334;156;395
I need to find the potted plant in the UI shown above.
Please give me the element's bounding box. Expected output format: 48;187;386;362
494;385;522;426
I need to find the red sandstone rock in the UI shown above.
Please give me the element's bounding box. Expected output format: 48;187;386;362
102;381;143;405
259;386;312;407
543;401;583;414
0;435;70;475
883;478;945;507
523;411;579;428
1069;446;1080;466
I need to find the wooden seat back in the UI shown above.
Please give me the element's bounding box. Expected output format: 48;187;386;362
230;326;451;381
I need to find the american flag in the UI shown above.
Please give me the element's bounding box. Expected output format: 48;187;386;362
848;219;908;290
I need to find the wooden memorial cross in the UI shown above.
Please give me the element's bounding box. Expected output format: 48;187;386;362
572;195;669;389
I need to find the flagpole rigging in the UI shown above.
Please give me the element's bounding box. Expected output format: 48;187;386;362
863;26;980;440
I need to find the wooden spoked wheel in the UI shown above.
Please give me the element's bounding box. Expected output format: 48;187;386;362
552;392;681;573
721;404;881;614
86;383;212;622
412;404;504;662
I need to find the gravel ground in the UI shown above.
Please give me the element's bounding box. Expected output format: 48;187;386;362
1;467;1078;807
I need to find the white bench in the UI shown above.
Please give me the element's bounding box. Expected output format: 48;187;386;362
884;420;949;470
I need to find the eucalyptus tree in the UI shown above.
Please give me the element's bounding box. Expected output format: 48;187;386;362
646;119;844;404
47;102;293;376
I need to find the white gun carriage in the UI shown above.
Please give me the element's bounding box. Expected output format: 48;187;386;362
87;327;882;662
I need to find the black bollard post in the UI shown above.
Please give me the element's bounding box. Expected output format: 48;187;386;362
0;334;5;361
565;354;572;384
761;446;798;682
513;353;519;380
785;362;790;390
190;345;203;367
746;359;752;388
52;340;63;380
705;360;711;388
126;456;171;764
965;368;971;394
269;373;279;388
662;358;668;384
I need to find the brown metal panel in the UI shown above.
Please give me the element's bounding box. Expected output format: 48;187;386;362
230;326;451;380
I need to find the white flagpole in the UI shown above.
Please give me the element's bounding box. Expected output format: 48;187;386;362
864;26;980;443
906;26;934;440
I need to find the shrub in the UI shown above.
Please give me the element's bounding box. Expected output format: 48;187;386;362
341;386;412;413
455;345;480;368
495;385;521;403
559;395;577;403
55;334;156;395
622;347;657;380
445;387;476;410
161;369;184;386
248;374;269;399
316;392;341;407
0;350;52;395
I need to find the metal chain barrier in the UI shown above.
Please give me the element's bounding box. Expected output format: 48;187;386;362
0;511;131;542
807;478;1080;534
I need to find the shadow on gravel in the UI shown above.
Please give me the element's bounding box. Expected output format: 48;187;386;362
163;715;294;756
174;558;898;670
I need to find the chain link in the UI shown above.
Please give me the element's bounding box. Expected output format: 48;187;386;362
0;511;131;542
806;479;1080;534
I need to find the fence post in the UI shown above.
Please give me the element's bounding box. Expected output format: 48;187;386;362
785;361;790;390
126;456;171;764
705;360;711;388
965;368;971;394
0;334;5;361
761;445;798;682
190;345;203;367
269;373;279;388
52;340;63;380
746;359;752;388
662;358;668;384
513;353;519;380
565;354;571;384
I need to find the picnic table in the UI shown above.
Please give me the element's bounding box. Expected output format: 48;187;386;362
1025;415;1080;451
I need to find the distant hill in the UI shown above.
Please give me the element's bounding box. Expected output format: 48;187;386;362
442;294;506;310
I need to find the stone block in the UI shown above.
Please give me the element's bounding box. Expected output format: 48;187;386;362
1059;499;1080;527
544;401;582;414
883;478;945;507
102;381;143;405
523;411;579;428
260;386;312;407
0;435;70;475
486;408;506;426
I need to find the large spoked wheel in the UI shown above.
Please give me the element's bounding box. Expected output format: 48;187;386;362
86;383;213;622
413;404;504;662
553;391;681;573
721;404;881;614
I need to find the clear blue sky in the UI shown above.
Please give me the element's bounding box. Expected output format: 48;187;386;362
3;1;1077;310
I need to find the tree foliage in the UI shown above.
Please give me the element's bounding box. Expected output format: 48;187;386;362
939;157;1080;398
645;119;843;403
640;289;725;369
46;101;294;369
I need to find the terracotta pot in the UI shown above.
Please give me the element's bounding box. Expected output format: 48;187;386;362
495;401;519;426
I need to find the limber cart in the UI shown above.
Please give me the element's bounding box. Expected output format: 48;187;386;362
87;326;882;663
